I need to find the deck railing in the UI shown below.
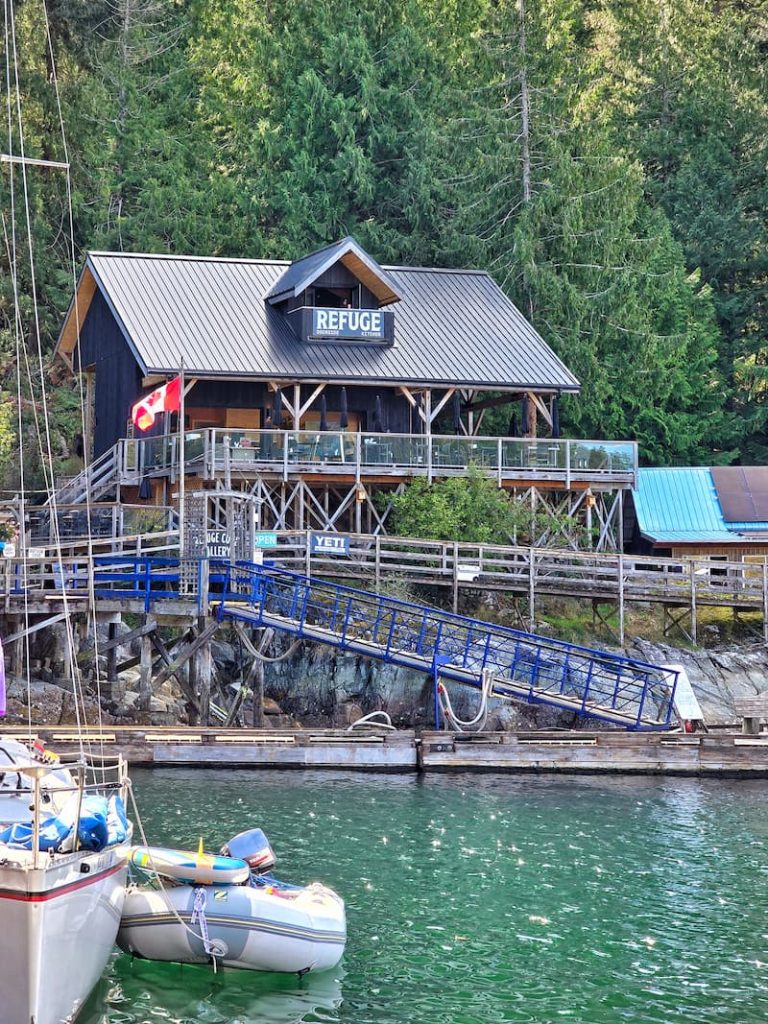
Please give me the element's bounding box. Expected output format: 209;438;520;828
120;429;638;487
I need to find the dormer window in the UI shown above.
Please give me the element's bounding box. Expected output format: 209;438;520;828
309;285;360;309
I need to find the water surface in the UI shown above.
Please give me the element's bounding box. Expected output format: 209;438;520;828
81;769;768;1024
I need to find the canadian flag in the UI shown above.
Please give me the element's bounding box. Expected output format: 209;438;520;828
131;376;182;432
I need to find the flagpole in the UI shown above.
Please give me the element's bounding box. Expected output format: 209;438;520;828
179;357;185;561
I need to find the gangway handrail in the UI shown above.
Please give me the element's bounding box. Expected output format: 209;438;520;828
1;554;679;730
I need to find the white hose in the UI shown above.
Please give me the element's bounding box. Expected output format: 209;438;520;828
347;710;395;731
438;671;495;732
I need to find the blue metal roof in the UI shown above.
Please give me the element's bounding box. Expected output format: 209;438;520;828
633;468;745;544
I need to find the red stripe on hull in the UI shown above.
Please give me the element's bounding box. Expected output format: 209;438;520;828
0;861;124;903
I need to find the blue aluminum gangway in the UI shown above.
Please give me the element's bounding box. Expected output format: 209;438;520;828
8;556;678;730
208;562;678;730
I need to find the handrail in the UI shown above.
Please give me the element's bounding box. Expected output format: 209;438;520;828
130;428;638;486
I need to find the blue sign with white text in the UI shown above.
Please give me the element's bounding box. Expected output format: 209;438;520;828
311;308;385;341
253;532;278;548
310;533;350;556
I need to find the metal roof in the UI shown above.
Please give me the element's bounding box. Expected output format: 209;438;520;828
633;468;768;545
59;250;580;392
265;236;401;306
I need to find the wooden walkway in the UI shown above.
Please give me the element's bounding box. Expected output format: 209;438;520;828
5;529;768;644
4;726;768;776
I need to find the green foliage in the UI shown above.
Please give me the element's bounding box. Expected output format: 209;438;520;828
384;467;582;547
2;0;768;487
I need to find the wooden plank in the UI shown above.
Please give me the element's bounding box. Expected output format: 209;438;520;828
98;620;157;654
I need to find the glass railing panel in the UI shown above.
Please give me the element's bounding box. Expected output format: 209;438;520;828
501;438;567;470
140;435;173;471
285;431;346;465
183;431;205;464
360;433;427;467
569;441;635;474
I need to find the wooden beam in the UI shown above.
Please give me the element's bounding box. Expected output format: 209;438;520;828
98;619;157;654
153;620;219;689
529;393;553;429
429;388;456;424
298;383;326;419
4;612;67;644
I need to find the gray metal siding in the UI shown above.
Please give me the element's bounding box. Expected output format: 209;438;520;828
84;252;580;392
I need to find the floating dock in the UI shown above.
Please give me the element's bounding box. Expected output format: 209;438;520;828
5;726;768;776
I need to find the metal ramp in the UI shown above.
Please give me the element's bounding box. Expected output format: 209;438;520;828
213;563;678;730
23;555;677;730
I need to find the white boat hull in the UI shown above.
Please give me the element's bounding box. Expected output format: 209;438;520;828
118;881;346;974
0;845;128;1024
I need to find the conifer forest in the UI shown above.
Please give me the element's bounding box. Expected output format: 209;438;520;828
1;0;767;485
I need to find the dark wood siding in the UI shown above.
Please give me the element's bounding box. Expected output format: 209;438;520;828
77;290;147;456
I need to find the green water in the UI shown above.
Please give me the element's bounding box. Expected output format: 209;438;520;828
80;769;768;1024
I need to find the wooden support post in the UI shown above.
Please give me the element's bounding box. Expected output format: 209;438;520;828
139;625;153;713
617;554;625;647
196;616;213;727
452;541;459;614
252;652;265;729
528;546;535;632
107;621;118;683
690;562;698;645
762;562;768;642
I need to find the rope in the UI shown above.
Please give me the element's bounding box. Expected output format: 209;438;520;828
126;780;222;972
191;887;219;971
251;638;302;663
347;710;395;731
437;671;495;732
5;0;91;761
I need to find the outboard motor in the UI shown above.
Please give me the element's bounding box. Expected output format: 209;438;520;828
221;828;276;873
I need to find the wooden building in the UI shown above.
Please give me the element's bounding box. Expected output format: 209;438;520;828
55;237;637;547
626;467;768;559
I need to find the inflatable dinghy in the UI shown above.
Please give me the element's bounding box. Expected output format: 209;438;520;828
117;828;346;974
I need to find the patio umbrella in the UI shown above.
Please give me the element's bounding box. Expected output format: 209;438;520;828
339;387;349;429
138;476;152;501
507;412;518;437
373;394;383;432
552;395;561;439
319;392;328;431
452;391;461;434
521;394;530;436
272;387;282;427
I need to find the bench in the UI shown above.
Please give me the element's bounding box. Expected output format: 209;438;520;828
733;696;768;735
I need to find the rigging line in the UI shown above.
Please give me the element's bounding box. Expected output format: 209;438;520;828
7;0;86;758
41;0;105;753
3;0;32;742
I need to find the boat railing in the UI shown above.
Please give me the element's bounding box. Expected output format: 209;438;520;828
17;749;130;868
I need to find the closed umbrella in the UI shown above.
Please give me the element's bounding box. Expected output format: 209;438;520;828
272;387;282;428
138;476;152;501
552;396;561;439
319;392;328;432
373;394;383;432
521;394;530;436
339;387;349;429
452;391;461;434
507;412;518;437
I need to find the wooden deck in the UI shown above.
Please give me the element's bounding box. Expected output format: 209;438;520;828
5;530;768;645
121;429;638;490
4;726;768;776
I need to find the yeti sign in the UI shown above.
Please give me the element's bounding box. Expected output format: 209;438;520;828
311;308;385;341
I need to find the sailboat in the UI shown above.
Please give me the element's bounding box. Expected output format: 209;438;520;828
1;3;134;1021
